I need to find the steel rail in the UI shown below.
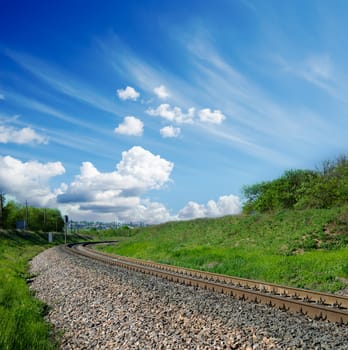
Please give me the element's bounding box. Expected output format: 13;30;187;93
62;242;348;324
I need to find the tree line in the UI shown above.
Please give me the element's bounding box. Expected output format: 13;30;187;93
0;198;65;232
243;156;348;213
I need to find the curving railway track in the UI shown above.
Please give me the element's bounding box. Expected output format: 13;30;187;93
62;241;348;325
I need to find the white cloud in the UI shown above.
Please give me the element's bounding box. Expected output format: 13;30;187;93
117;86;140;101
116;146;174;190
1;153;242;224
146;104;195;124
147;104;226;128
57;146;174;222
113;199;173;224
0;147;175;224
98;35;320;167
199;108;226;124
177;201;206;220
160;126;181;138
114;116;144;136
0;125;48;144
0;156;65;207
0;94;4;100
178;195;241;220
154;85;169;99
59;198;174;224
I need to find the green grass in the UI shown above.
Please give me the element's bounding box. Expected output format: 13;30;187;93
1;209;346;350
100;207;348;293
0;230;91;350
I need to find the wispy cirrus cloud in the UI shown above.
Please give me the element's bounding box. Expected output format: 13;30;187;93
271;52;348;118
239;0;257;12
0;111;117;161
185;37;346;161
95;35;197;107
5;91;110;136
97;35;286;163
96;33;343;166
3;49;121;116
274;54;337;95
0;91;128;160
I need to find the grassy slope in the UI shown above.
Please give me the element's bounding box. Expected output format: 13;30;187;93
0;230;91;350
101;207;348;293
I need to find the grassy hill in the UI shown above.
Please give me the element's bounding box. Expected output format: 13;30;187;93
100;207;348;293
1;206;347;348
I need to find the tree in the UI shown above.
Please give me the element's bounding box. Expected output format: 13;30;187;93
242;156;348;213
296;156;348;209
2;200;23;228
242;169;317;213
0;192;4;228
2;199;64;231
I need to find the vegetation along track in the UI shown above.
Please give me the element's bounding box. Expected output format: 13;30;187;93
62;241;348;325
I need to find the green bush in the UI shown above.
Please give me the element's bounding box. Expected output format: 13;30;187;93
243;156;348;213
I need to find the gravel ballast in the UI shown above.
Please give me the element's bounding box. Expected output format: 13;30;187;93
30;247;348;349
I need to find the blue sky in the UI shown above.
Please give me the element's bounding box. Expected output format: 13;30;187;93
1;0;348;223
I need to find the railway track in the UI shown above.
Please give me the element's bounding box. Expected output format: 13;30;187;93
62;241;348;325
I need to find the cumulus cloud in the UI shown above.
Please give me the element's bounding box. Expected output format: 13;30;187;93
57;146;174;222
117;86;140;101
59;198;173;224
116;146;174;189
154;85;169;99
160;125;181;138
0;125;48;144
146;104;195;124
1;152;241;224
146;104;226;128
178;195;241;220
114;116;144;136
199;108;226;124
0;155;65;206
111;199;173;224
177;201;206;220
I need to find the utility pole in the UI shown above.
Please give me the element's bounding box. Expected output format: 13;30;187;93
64;215;69;244
25;200;29;230
43;208;47;232
0;192;4;229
